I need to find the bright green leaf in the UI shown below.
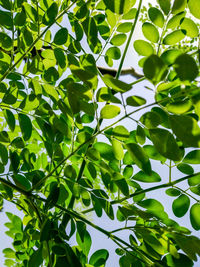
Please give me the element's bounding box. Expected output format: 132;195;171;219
172;194;190;217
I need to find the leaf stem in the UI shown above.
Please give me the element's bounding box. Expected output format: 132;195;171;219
116;0;143;79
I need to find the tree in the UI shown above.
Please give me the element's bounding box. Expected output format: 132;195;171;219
0;0;200;266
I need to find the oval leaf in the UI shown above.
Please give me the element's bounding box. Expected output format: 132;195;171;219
172;194;190;217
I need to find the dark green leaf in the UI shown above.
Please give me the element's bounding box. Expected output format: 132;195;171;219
149;128;182;161
42;2;58;25
166;188;181;197
157;0;170;14
170;115;200;147
102;74;132;93
132;170;161;183
89;249;109;266
174;54;198;81
53;28;68;45
18;114;32;141
172;194;190;217
148;7;164;27
183;150;200;164
126;143;151;175
177;163;194;175
0;32;12;50
143;55;167;84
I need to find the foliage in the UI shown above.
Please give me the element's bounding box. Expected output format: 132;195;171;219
0;0;200;266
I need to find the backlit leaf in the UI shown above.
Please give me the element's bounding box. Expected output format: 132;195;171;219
170;115;200;147
188;0;200;19
142;22;159;43
103;0;136;14
174;54;198;81
100;105;120;119
172;194;190;217
190;203;200;230
148;7;164;27
134;40;154;56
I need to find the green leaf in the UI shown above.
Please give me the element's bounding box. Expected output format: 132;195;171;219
172;194;190;217
188;0;200;19
43;84;59;101
174;54;198;81
190;203;200;230
165;188;180;197
162;253;193;267
18;114;32;141
149;128;182;161
112;138;124;160
0;0;11;10
161;49;182;65
170;115;200;147
89;249;109;266
163;30;186;45
53;28;68;45
28;246;43;267
177;163;194;175
103;0;136;14
0;131;10;143
166;99;192;114
112;126;130;140
13;174;31;191
142;22;159;43
54;48;66;69
3;109;15;131
148;7;164;27
0;10;12;30
23;3;38;22
126;95;146;107
100;105;120;119
143;55;167;84
117;22;132;33
157;0;171;15
126;143;151;175
102;74;132;93
136;125;146;145
43;67;59;83
183;150;200;164
132;170;161;183
140;111;161;128
172;0;187;14
143;145;166;162
0;32;12;51
167;12;185;30
180;18;199;38
0;143;8;165
113;175;129;196
42;2;58;25
64;165;77;180
111;34;126;46
134;40;154;56
94;142;114;161
106;47;121;60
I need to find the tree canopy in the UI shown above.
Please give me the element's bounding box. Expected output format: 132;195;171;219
0;0;200;266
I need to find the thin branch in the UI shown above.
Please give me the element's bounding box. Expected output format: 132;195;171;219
82;172;200;214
